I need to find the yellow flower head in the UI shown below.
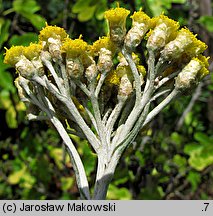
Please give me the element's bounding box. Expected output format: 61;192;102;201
24;43;42;60
125;10;153;51
39;24;68;42
104;7;130;45
176;57;209;90
194;56;209;79
104;7;130;27
61;37;88;58
160;27;208;62
105;70;121;86
90;36;116;56
154;15;179;30
131;10;152;27
115;65;133;81
198;55;209;69
4;46;25;66
180;28;208;57
147;15;179;51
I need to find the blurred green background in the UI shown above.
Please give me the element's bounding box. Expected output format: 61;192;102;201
0;0;213;200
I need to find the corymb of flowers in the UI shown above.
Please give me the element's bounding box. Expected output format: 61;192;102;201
4;6;210;200
4;7;209;87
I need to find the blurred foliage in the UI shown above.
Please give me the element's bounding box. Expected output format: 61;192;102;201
145;0;187;16
0;0;213;199
72;0;107;22
198;16;213;32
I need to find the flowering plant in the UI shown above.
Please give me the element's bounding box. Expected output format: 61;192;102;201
4;7;209;200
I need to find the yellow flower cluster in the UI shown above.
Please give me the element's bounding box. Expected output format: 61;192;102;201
61;37;88;58
104;7;130;26
131;10;152;26
90;36;116;56
153;14;180;39
180;28;207;57
105;70;121;86
24;43;43;60
147;15;179;51
4;46;25;66
104;7;130;45
4;6;209;86
4;43;42;65
160;28;208;65
196;56;210;79
176;57;209;90
39;24;68;42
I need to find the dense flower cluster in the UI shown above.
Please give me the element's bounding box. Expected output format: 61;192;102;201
3;7;210;200
4;8;209;94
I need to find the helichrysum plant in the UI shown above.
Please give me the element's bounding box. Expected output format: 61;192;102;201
4;7;209;200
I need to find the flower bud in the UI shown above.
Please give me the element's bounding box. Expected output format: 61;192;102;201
97;48;113;73
15;56;37;79
160;28;207;62
175;57;209;90
125;11;152;51
116;65;132;80
90;36;116;57
147;15;179;52
118;74;133;98
31;58;45;76
66;57;84;79
104;7;130;45
4;46;25;66
85;58;98;82
62;38;88;79
116;54;145;86
117;52;140;68
47;37;62;61
24;43;45;76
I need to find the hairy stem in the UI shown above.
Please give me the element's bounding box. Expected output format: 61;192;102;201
95;72;107;97
122;48;141;106
116;50;156;143
142;88;180;127
33;75;100;153
20;78;90;199
106;99;125;145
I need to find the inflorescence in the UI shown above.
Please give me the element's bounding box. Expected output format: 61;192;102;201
4;7;209;95
3;6;210;200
